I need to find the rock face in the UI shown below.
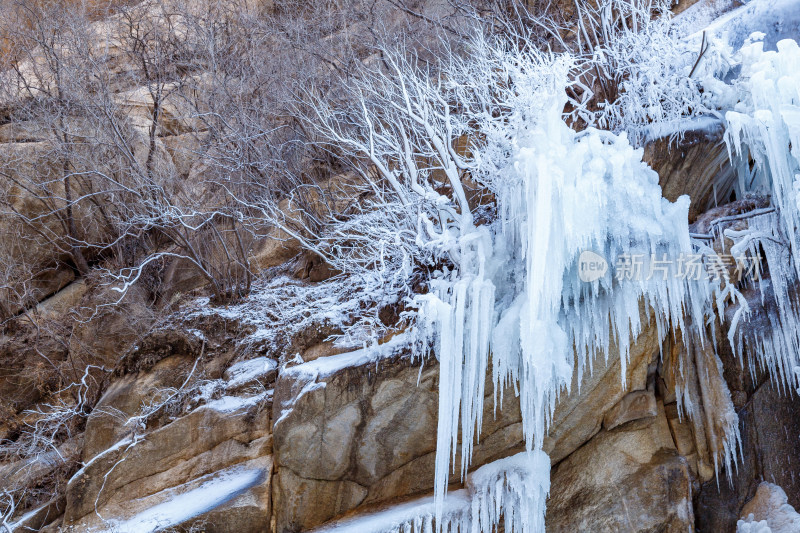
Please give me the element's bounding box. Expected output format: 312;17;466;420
543;314;659;463
643;124;734;222
271;353;444;532
2;15;800;533
57;348;274;532
268;320;661;532
9;284;785;533
694;376;800;532
547;402;695;532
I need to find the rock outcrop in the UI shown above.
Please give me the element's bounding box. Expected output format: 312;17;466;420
2;3;800;533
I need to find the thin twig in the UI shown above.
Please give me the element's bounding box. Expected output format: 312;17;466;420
688;31;708;78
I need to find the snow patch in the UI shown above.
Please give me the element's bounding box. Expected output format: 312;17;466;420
202;392;268;414
224;357;277;389
68;436;136;485
102;464;264;533
282;333;410;380
274;334;410;428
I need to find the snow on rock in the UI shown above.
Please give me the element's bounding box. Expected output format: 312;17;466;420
273;334;410;428
313;490;471;533
102;463;265;533
738;520;774;533
7;501;52;532
737;482;800;533
692;0;800;50
639;116;725;144
68;436;137;486
311;450;549;533
282;333;410;381
224;357;278;389
202;392;269;414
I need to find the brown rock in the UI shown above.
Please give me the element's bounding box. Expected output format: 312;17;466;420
31;280;88;322
695;379;800;532
66;456;272;532
544;312;659;462
271;318;660;532
162;131;209;179
66;394;270;525
188;459;274;533
273;468;368;532
664;402;697;457
301;341;349;363
547;406;693;532
644;125;733;222
603;389;658;431
81;353;195;463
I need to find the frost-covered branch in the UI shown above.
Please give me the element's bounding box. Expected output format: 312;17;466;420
0;365;110;464
0;490;18;533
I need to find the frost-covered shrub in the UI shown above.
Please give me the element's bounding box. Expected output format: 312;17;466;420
562;0;734;143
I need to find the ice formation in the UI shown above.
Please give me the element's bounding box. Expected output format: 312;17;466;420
726;37;800;273
736;482;800;533
105;464;265;533
723;36;800;394
725;211;800;393
416;65;726;530
313;451;549;533
414;28;800;533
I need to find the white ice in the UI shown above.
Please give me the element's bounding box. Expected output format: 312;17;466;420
102;465;264;533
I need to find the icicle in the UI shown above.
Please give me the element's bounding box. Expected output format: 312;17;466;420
416;226;496;527
487;85;720;459
725;211;800;394
725;36;800;276
310;451;549;533
468;451;550;533
413;33;800;533
417;70;725;531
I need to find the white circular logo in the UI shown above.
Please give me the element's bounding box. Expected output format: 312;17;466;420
578;251;608;282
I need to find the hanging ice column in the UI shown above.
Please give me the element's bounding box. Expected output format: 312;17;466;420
725;36;800;273
488;83;720;454
721;35;800;394
416;62;724;532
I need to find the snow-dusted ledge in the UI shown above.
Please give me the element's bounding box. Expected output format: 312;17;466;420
274;334;411;427
99;462;266;533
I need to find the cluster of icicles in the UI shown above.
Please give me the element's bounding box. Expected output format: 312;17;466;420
408;36;800;533
317;451;550;533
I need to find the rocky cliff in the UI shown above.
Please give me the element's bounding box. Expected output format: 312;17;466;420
2;0;800;532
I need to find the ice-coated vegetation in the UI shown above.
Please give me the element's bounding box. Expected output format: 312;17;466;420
295;3;800;530
722;36;800;396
